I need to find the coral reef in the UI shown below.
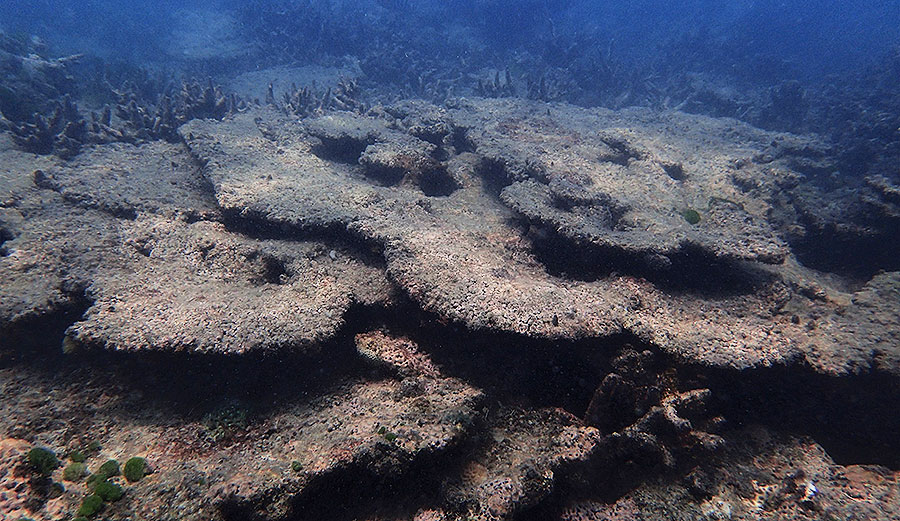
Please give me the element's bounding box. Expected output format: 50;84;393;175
0;42;246;160
173;101;899;374
3;6;900;519
0;34;79;122
440;406;601;520
113;79;247;143
475;69;516;98
355;330;440;378
4;96;88;158
584;348;724;473
273;77;364;118
2;77;899;520
559;429;900;521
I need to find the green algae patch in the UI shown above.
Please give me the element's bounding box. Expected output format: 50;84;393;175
87;459;120;488
682;208;701;225
68;450;87;463
63;462;87;482
94;479;124;502
123;456;148;482
202;403;250;443
96;459;120;479
376;425;399;443
77;494;103;517
27;447;59;476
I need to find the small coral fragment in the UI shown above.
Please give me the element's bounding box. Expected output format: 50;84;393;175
355;330;440;378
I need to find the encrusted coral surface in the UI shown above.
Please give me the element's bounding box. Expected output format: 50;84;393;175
559;428;900;521
2;95;899;520
0;439;35;519
177;102;899;374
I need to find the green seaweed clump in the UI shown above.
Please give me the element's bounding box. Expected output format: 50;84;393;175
202;403;250;443
291;460;303;473
63;462;87;482
96;459;120;479
123;456;148;482
93;479;124;502
27;447;59;476
68;450;87;463
77;494;103;517
682;208;701;225
87;459;120;487
376;425;399;443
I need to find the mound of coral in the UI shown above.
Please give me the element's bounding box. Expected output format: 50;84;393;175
1;91;899;520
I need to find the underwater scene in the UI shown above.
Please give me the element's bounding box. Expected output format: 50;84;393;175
1;1;899;520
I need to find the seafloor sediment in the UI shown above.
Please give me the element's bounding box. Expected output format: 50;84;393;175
1;91;899;520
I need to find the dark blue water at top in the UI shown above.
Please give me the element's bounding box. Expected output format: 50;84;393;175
1;0;897;79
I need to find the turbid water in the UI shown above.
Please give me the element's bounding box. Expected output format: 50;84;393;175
1;2;899;520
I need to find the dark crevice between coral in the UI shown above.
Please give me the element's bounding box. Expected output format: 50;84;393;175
361;163;407;187
704;363;900;471
309;136;371;164
246;430;464;521
662;161;686;181
524;221;766;296
419;166;459;197
0;287;410;431
449;125;477;154
219;207;388;271
0;225;13;256
0;291;92;368
476;157;517;198
359;156;460;196
0;303;378;433
789;222;900;281
781;173;900;280
372;300;616;418
597;134;643;166
248;253;291;285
